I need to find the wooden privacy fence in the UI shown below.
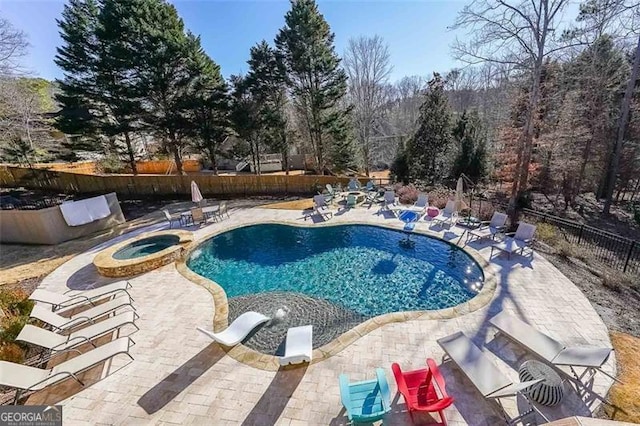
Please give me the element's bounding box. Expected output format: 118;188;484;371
0;166;352;198
24;159;202;175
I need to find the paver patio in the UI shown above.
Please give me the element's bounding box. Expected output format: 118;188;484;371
30;204;616;425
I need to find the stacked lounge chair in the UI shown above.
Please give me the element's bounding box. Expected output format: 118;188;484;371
29;281;133;311
29;294;134;332
437;331;544;424
17;311;139;353
0;337;135;404
489;311;617;385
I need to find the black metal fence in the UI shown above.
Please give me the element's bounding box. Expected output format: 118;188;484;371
0;194;72;210
519;208;639;275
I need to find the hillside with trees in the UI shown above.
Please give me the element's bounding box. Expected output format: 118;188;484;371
0;0;638;217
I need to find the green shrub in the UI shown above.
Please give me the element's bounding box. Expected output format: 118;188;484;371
0;316;29;344
96;155;124;174
601;269;633;292
396;184;419;204
0;343;25;363
0;290;33;317
536;223;560;245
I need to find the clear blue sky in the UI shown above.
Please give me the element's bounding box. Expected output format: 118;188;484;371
0;0;580;83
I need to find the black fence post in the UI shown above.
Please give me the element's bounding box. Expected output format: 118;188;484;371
578;225;584;244
624;241;635;273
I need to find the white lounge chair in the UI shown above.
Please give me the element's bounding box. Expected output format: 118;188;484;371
30;294;134;332
489;311;618;385
467;212;508;243
0;336;135;404
408;193;429;215
17;311;139;353
29;281;133;311
490;222;536;259
381;191;401;217
280;325;313;366
311;195;332;220
437;331;544;424
431;200;457;227
197;312;270;347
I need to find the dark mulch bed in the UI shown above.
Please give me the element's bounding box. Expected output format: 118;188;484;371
536;245;640;338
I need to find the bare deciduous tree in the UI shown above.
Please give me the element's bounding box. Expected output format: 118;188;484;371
452;0;573;211
603;34;640;214
344;35;392;175
0;17;28;76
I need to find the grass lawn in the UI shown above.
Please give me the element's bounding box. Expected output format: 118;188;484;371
605;332;640;422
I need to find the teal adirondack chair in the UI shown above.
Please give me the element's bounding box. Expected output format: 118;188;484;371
346;194;358;209
339;368;391;424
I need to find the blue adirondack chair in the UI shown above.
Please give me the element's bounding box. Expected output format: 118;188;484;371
339;368;391;424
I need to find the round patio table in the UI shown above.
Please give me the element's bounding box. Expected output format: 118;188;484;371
342;191;366;203
518;360;564;406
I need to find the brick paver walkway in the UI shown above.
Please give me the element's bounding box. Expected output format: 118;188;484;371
33;205;615;425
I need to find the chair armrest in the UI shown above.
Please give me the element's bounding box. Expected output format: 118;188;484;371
375;368;392;412
339;374;352;415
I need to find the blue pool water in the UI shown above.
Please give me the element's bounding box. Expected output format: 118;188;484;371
187;224;484;317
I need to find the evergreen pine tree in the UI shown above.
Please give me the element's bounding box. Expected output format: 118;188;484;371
405;73;453;184
189;52;230;175
275;0;350;174
132;2;208;174
54;0;101;149
245;41;291;173
92;0;151;173
230;74;263;174
452;109;487;182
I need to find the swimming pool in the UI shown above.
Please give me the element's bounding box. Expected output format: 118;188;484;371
187;224;483;317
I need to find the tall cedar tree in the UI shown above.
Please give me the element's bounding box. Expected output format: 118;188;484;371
132;2;211;174
275;0;350;174
93;0;149;173
56;0;145;172
230;75;264;174
404;73;453;184
188;50;230;174
451;109;487;183
54;0;101;151
245;41;292;174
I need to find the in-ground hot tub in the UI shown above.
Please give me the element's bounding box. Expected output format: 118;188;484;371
113;235;181;260
94;230;193;277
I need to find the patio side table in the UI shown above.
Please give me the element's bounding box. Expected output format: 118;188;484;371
518;360;564;406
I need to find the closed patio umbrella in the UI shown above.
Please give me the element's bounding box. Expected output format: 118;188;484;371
191;181;203;204
454;177;464;212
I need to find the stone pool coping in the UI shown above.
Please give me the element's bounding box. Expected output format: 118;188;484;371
175;219;497;371
94;229;193;278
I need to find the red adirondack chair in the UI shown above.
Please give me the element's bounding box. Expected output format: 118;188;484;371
391;358;454;425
